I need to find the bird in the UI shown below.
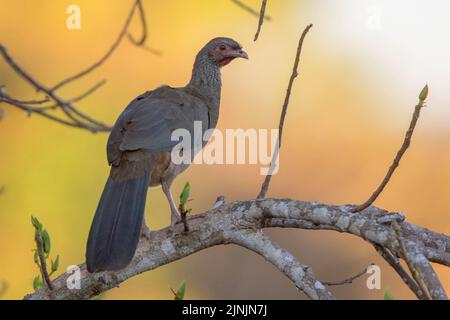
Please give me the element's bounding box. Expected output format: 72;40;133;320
86;37;248;273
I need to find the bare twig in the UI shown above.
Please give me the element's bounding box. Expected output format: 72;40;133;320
170;280;186;300
323;264;373;286
351;85;429;212
257;24;313;199
0;93;93;129
231;0;272;20
254;0;268;41
67;80;108;104
0;0;152;132
0;95;50;105
0;45;111;132
50;0;147;92
169;287;180;300
34;231;53;290
35;80;107;111
374;244;426;300
128;0;148;46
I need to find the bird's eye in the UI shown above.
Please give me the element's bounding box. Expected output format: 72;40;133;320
219;45;227;51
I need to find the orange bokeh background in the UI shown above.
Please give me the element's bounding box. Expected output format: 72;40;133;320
1;0;449;299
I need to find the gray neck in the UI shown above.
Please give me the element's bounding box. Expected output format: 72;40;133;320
187;53;222;109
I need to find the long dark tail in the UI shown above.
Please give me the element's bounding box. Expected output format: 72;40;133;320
86;173;149;272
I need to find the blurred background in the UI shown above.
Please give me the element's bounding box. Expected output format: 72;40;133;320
1;0;449;299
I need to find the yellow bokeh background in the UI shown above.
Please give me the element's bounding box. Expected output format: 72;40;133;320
1;0;449;299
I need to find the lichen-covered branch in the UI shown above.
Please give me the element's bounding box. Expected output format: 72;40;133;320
393;221;447;300
25;199;449;300
374;245;426;300
229;229;335;299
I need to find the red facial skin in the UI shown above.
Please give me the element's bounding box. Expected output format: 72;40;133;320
219;57;234;66
215;44;248;67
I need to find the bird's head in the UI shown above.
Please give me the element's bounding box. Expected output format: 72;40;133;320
201;37;248;67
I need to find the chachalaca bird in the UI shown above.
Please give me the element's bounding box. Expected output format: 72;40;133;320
86;38;248;272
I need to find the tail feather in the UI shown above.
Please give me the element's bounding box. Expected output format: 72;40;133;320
86;173;149;272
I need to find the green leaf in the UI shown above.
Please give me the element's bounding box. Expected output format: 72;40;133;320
33;250;39;264
176;280;186;300
41;229;51;255
32;276;42;290
179;182;191;206
51;255;60;273
419;84;429;102
384;289;394;300
31;216;42;232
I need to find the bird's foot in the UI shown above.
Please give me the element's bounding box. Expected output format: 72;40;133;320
140;223;153;240
170;209;182;228
166;209;183;236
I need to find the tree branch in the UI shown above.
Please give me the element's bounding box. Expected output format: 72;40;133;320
24;198;449;300
352;85;429;212
257;24;313;199
34;231;53;290
392;221;447;299
229;229;335;299
231;0;272;20
0;0;152;132
127;0;148;46
254;0;268;41
322;264;372;286
0;42;111;132
374;244;427;300
50;0;148;92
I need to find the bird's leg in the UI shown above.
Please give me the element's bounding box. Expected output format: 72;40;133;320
161;180;181;227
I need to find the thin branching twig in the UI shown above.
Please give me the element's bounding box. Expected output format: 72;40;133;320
323;264;373;286
0;46;110;132
128;0;148;46
51;0;148;92
254;0;268;41
230;0;271;41
231;0;271;20
351;85;429;212
257;24;313;199
0;0;151;132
